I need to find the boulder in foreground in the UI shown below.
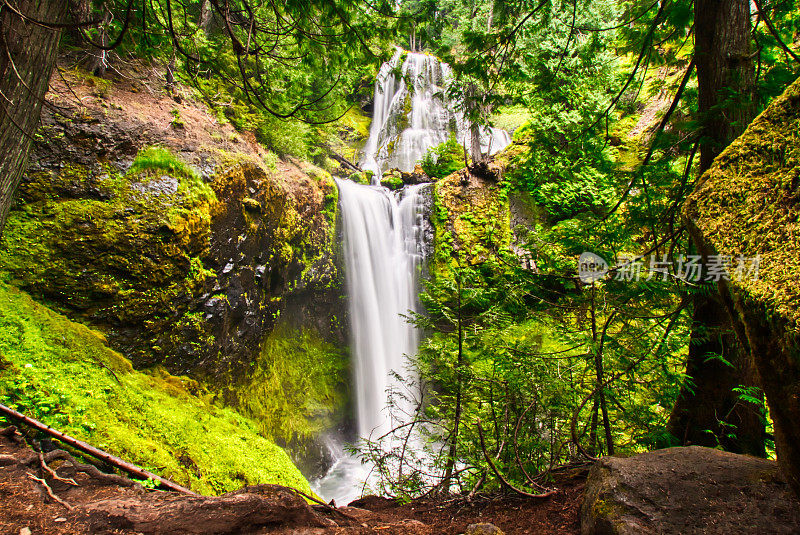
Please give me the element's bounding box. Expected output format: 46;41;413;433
580;446;800;534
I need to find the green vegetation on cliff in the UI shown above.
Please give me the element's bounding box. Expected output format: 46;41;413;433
235;325;348;446
0;282;311;495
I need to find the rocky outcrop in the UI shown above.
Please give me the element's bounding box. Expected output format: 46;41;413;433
0;68;349;465
580;446;800;534
682;76;800;497
432;167;512;270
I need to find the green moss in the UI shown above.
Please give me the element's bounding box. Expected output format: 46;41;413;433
0;282;311;495
233;325;348;445
381;173;404;190
127;145;216;208
347;171;371;185
337;107;371;141
684;76;800;337
432;171;512;274
490;105;531;132
321;176;339;241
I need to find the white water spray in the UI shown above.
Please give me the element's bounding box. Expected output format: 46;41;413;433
311;181;427;505
337;179;427;440
361;49;511;178
312;49;512;505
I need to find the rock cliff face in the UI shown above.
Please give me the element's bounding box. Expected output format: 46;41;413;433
0;69;349;467
683;76;800;497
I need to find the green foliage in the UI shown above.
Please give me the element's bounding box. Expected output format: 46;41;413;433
420;134;465;179
128;146;197;180
0;282;311;495
127;145;215;208
234;326;348;445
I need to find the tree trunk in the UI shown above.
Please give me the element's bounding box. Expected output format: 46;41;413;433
0;0;67;239
199;0;213;34
441;275;465;493
667;295;766;456
669;0;764;455
695;0;755;171
85;9;110;77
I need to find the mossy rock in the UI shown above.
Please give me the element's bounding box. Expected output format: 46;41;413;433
381;173;404;190
432;168;511;273
0;282;311;496
580;447;800;534
683;76;800;497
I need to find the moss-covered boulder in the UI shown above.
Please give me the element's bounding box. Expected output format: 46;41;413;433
432;168;512;272
683;76;800;497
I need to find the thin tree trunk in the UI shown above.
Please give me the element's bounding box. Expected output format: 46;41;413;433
442;274;465;492
0;403;195;494
86;9;110;76
0;0;67;239
590;285;613;455
199;0;213;34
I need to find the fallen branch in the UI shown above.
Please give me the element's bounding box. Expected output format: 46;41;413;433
27;472;73;510
477;421;558;499
0;403;195;495
329;151;362;173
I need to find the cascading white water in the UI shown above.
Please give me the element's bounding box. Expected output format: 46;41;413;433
337;178;427;440
312;48;511;506
361;49;512;178
311;180;427;505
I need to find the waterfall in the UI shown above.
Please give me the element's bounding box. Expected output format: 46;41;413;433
311;181;427;505
312;48;509;505
336;178;427;440
361;49;512;178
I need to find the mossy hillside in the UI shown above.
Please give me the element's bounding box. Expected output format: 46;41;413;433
1;146;217;367
2;148;214;319
0;282;311;496
1;144;341;372
1;143;347;459
232;325;348;449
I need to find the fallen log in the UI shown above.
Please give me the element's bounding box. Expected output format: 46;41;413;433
329;151;362;173
0;403;196;495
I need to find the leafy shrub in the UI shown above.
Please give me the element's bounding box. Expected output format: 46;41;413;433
420;134;465;179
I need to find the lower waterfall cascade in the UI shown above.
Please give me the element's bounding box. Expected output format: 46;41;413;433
311;180;428;504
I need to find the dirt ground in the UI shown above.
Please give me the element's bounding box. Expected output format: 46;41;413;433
0;426;583;535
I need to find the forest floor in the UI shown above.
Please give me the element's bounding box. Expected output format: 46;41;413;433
0;427;584;534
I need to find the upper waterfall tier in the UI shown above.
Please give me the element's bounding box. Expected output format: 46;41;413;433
360;49;511;178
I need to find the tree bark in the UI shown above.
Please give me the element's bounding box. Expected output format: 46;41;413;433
669;0;764;456
667;295;766;456
695;0;755;171
0;0;67;239
199;0;213;34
